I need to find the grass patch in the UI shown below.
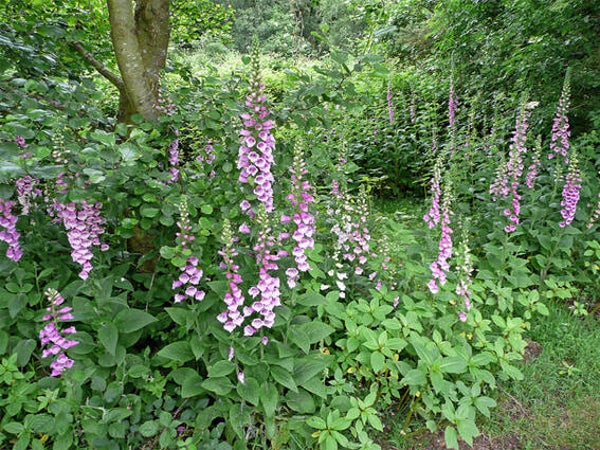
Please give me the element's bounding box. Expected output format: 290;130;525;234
383;301;600;449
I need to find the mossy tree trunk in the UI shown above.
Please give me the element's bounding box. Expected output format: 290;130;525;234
106;0;169;122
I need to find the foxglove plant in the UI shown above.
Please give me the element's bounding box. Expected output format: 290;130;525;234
237;45;276;214
427;183;453;294
549;71;571;162
0;198;22;261
330;187;372;276
455;238;474;322
559;150;582;228
423;154;442;229
217;219;246;332
588;193;600;229
387;80;394;125
15;175;42;215
501;104;533;233
39;289;78;377
242;208;280;336
51;200;108;279
448;80;458;128
166;136;180;184
525;136;542;189
172;200;205;302
282;146;316;284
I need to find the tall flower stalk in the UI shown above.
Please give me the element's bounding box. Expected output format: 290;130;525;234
387;80;394;125
242;208;281;336
51;200;108;279
559;150;582;228
39;289;78;377
237;44;276;214
501;104;534;233
549;70;571;163
282;145;316;287
0;198;22;262
427;182;454;294
217;219;246;332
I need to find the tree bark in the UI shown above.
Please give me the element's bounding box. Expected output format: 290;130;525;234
106;0;169;122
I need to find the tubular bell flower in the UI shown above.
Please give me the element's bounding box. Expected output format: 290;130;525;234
427;183;453;294
525;136;542;189
237;44;276;214
172;199;205;303
559;151;582;228
502;103;534;233
282;145;316;280
39;289;78;377
387;80;394;125
423;153;442;229
166;135;180;184
51;200;108;279
242;208;281;336
216;219;246;332
549;71;571;162
455;238;474;322
0;198;22;262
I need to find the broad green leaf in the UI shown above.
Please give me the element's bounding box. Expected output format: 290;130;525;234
207;360;235;378
237;376;260;405
98;323;118;355
286;389;316;413
181;372;205;398
201;377;233;396
114;309;157;333
439;356;467;374
401;368;426;386
260;382;278;417
157;341;194;363
139;421;159;437
370;351;385;373
444;426;459;450
271;365;298;392
298;321;335;344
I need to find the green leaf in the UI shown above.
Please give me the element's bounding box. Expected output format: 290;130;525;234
288;326;310;354
207;360;235;378
286;389;316;413
139;420;159;437
456;418;478;446
370;351;385;373
3;421;24;434
114;309;157;333
90;130;116;146
201;377;233;396
366;413;384;432
271;365;298;392
98;323;118;355
181;372;205;398
293;356;330;385
140;205;160;218
306;416;326;430
157;341;194;363
439;356;467;374
237;376;260;405
260;382;278;417
401;368;427;386
298;321;335;344
474;396;497;417
444;426;459;450
297;291;326;306
165;307;189;326
15;339;36;367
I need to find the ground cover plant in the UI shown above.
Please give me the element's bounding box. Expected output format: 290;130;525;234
1;1;599;449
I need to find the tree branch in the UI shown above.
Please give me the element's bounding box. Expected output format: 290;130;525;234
70;41;125;91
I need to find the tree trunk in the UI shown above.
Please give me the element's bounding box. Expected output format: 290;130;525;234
106;0;169;122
